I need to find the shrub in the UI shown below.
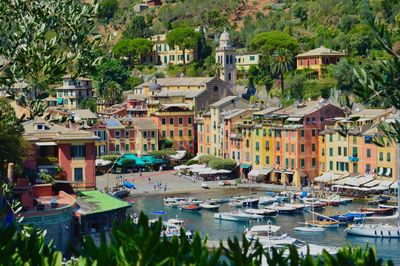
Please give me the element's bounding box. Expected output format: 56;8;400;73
197;155;217;164
185;159;198;166
101;154;120;162
208;158;237;170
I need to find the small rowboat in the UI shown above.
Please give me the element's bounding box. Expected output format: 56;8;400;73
303;220;340;228
180;204;202;212
360;207;396;216
244;208;277;216
201;183;210;189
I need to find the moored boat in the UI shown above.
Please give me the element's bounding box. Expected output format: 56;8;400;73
259;196;278;205
180;204;202;212
302;220;340;228
201;182;210;189
345;223;400;238
199;202;220;211
214;212;252;222
360;207;396;216
244;208;277;216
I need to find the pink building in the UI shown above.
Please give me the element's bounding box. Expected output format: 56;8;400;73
22;118;98;189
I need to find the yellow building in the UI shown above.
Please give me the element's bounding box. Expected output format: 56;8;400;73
141;34;196;65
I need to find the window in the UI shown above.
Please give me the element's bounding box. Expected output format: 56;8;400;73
179;117;183;124
232;152;235;159
322;148;325;156
276;142;280;151
228;73;232;80
301;159;305;169
179;130;183;137
291;144;295;152
256;155;260;164
170;118;174;125
285;143;289;152
285;158;289;168
188;117;192;124
246;139;249;148
71;145;86;158
151;144;155;150
143;131;147;138
144;144;147;151
256;129;259;136
312;129;316;136
238;152;241;160
379;152;383;161
352;147;358;156
115;131;120;139
301;130;305;137
189;141;193;147
162;131;166;138
329;161;333;170
125;144;129;151
387;152;391;162
291;159;295;168
151;131;155;138
265;141;270;151
266;156;270;165
301;144;305;153
338;147;342;156
170;130;174;137
188;130;192;137
329;148;333;156
162;118;166;125
312;158;316;168
312;143;316;152
276;156;281;165
116;144;120;152
329;134;333;142
125;131;129;138
74;168;83;182
250;55;255;61
256;142;260;151
366;164;371;173
306;118;310;124
344;147;347;156
312;117;316;124
366;148;371;158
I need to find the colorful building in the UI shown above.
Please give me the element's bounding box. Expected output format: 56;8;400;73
56;76;94;110
296;46;346;78
150;103;195;154
130;118;159;156
141;33;195;65
22;118;98;189
318;108;398;183
235;50;262;71
126;95;147;117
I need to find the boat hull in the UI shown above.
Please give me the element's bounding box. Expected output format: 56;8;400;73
346;225;400;238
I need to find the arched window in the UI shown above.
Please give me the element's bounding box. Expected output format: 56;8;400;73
228;72;232;81
226;55;229;64
230;55;233;64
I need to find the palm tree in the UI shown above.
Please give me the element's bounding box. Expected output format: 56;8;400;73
270;48;294;106
103;81;122;105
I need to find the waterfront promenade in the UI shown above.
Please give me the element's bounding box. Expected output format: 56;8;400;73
96;170;304;196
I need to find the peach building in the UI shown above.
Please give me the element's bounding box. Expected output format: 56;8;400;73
296;46;346;77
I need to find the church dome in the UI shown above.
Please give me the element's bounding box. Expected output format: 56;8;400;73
219;29;231;48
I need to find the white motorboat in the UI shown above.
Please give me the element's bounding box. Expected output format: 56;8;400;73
209;198;230;204
259;196;278;205
265;204;297;214
164;201;179;207
199;202;220;211
345;223;400;238
244;208;277;216
214;211;255;222
246;223;297;246
201;182;210;189
167;218;185;227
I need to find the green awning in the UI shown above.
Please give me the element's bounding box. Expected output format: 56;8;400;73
240;164;251;169
57;98;64;104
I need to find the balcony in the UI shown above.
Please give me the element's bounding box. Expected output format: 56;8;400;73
37;156;59;165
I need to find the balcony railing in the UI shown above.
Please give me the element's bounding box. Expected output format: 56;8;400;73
37;156;58;165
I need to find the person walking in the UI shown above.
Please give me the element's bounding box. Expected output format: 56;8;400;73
164;184;167;192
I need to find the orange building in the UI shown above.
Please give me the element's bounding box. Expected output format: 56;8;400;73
296;46;346;77
151;103;195;154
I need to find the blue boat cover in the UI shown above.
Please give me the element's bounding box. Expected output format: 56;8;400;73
123;181;136;189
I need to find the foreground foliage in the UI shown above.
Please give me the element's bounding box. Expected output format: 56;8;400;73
0;213;395;266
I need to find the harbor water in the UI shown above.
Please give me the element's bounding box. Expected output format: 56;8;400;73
131;189;400;264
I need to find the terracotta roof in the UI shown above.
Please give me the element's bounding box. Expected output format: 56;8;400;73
139;77;215;88
131;118;156;130
296;46;346;57
273;100;339;118
349;108;393;119
22;117;98;141
72;109;97;119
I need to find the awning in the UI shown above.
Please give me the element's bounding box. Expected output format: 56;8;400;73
332;185;387;191
248;168;272;177
95;159;112;166
363;179;380;188
240;164;251;169
343;175;374;187
314;172;343;183
287;117;302;122
378;167;384;176
36;141;57;146
390;182;399;189
385;168;391;176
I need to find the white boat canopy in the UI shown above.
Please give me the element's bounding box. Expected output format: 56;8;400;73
95;159;112;166
250;225;281;233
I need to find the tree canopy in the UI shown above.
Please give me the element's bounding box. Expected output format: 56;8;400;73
166;27;199;65
94;59;130;94
248;31;299;56
112;38;153;65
